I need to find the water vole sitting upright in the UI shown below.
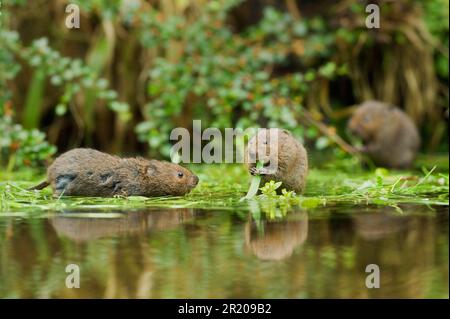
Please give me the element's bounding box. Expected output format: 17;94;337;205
348;100;421;169
245;128;308;194
30;148;199;197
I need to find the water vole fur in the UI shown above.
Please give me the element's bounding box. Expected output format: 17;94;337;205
348;100;421;169
245;128;308;193
30;148;199;197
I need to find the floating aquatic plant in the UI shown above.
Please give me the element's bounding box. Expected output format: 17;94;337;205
0;159;448;214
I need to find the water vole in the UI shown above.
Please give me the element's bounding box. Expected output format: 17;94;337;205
30;148;199;197
245;128;308;194
348;100;421;169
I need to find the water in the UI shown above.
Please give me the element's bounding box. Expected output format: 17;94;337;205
0;205;448;298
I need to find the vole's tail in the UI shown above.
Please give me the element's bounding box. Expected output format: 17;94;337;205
28;181;50;191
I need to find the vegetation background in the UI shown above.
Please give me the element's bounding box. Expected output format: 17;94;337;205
0;0;448;170
0;0;448;299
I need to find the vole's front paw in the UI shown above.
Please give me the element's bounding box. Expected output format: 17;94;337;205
250;167;270;175
249;167;260;176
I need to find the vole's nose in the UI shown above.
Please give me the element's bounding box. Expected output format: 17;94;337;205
192;175;199;186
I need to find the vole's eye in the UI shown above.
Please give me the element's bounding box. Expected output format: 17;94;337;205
177;172;184;178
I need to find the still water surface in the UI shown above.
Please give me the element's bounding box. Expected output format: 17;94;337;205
0;205;448;298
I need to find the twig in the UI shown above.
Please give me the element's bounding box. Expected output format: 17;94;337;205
300;108;360;156
288;102;365;161
285;0;301;21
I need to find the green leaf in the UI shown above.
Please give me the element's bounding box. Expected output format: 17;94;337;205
241;161;263;200
22;68;46;129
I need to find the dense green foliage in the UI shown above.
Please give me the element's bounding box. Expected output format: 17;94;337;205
137;5;340;155
0;0;448;168
0;107;56;170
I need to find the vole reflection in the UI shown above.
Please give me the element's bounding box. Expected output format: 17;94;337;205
51;208;194;242
353;209;411;240
245;210;308;261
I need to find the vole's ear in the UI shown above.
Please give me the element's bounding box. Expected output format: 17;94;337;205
146;162;159;176
281;129;291;135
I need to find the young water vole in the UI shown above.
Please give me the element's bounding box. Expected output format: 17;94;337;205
348;100;420;169
245;128;308;194
30;148;198;197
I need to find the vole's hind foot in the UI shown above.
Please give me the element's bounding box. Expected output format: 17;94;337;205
55;174;77;193
113;189;128;198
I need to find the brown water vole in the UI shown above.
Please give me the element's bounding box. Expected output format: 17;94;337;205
30;148;198;197
245;128;308;194
348;101;421;169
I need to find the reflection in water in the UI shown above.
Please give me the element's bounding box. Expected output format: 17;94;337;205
245;211;308;261
0;205;448;298
351;207;444;298
51;209;194;242
353;210;411;240
48;209;194;298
